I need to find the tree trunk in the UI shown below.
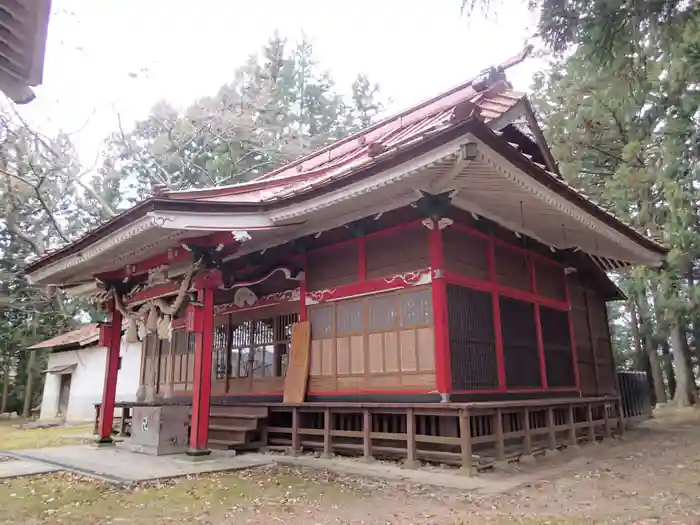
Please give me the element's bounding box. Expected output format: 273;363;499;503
22;349;36;418
680;324;697;389
629;299;644;368
661;340;676;399
1;361;9;413
671;324;696;407
636;293;667;404
629;298;657;405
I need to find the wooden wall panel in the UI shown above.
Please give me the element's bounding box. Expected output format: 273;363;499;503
365;227;429;279
495;245;531;291
350;336;364;374
416;327;436;372
310;340;322;376
443;228;489;279
535;261;566;301
399;330;418;372
307;243;358;290
307;288;436;393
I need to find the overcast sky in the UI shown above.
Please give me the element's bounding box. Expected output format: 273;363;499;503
18;0;541;162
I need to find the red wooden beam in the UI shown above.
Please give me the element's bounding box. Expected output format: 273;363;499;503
429;224;451;399
564;272;581;392
443;271;569;311
358;236;367;281
487;236;507;392
96;232;239;281
97;302;123;443
187;286;215;455
451;222;564;268
299;253;308;322
529;254;548;389
305;267;433;305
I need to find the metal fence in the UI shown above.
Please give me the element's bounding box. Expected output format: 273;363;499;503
617;370;653;420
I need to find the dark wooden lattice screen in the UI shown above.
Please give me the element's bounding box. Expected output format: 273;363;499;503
539;306;576;387
447;285;499;390
213;323;229;379
500;297;542;388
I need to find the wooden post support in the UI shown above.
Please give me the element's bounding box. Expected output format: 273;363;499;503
291;407;300;456
404;408;419;468
93;404;100;435
546;406;557;455
119;406;129;436
458;409;475;475
616;398;625;436
98;305;123;443
362;409;374;462
321;407;332;459
494;408;505;464
603;401;612;439
587;403;596;444
568;405;578;449
187;287;215;456
521;408;535;463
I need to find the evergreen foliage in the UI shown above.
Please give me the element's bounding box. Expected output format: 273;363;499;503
0;34;384;413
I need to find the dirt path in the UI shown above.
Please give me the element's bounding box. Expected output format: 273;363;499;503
1;408;699;524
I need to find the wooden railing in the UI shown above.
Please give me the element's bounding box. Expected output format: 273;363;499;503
264;397;623;472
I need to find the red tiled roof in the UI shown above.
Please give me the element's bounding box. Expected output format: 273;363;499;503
28;323;101;350
167;63;526;204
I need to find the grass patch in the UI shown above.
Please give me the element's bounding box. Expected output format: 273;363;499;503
0;467;366;524
0;420;93;451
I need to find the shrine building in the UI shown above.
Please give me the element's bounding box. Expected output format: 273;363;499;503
24;51;665;469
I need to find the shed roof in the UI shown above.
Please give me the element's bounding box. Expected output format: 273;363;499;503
28;323;100;350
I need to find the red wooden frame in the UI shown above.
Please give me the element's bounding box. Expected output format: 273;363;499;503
98;303;123;442
96;231;239;281
304;268;433;305
299;253;308;322
529;254;548;389
188;286;215;454
486;233;507;391
429;224;451;396
445;221;580;394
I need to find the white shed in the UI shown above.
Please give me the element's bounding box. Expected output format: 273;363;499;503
29;324;142;422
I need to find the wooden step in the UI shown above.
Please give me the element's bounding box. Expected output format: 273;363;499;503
209;424;257;433
208;417;258;430
210;406;268;418
208;438;246;450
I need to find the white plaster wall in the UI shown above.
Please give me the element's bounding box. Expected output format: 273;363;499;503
39;337;142;422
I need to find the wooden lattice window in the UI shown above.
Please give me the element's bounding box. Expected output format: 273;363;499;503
226;313;297;378
540;306;575;387
336;299;364;336
368;293;398;332
447;285;499;390
309;306;333;339
213;323;229;380
399;289;432;327
499;296;542;389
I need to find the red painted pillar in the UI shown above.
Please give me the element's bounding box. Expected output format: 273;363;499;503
563;272;581;392
299;252;308;322
528;255;548;389
98;302;123;443
488;238;507;391
188;286;215;455
429;222;451;400
358;236;367;281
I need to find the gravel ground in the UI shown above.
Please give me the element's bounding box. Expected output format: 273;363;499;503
1;407;699;524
